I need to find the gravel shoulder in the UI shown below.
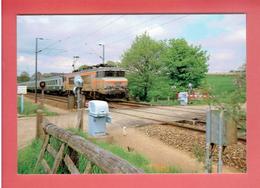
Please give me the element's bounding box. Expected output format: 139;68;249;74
109;126;241;173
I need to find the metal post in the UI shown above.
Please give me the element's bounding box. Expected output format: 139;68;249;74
40;88;44;109
102;44;105;64
205;107;212;173
35;37;44;103
217;110;224;173
35;38;38;103
20;94;24;113
99;43;105;64
77;88;81;109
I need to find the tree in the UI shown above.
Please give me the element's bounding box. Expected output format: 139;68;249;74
17;71;30;82
161;38;209;90
121;33;164;101
78;65;89;71
148;76;173;101
106;60;121;67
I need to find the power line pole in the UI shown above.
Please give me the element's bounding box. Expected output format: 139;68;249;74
35;37;44;103
72;56;80;71
99;43;105;64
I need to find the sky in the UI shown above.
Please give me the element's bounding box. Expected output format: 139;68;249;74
17;14;246;75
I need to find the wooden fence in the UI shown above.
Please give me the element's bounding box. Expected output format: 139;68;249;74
34;121;143;174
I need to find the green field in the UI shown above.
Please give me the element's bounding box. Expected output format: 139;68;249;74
147;74;237;106
206;74;236;97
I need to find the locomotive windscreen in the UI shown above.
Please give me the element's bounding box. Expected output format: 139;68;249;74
97;71;125;77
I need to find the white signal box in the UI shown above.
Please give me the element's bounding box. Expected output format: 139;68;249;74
17;86;27;95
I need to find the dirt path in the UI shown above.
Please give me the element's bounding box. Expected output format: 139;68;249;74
18;112;80;149
109;127;240;173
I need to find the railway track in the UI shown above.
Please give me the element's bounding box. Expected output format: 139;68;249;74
25;92;68;110
113;107;205;120
26;93;67;102
111;109;246;143
109;101;246;143
109;100;207;114
24;92;246;143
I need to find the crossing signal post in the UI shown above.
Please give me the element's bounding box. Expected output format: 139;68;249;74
73;75;84;130
39;81;46;109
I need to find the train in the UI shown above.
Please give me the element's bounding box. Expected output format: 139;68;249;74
19;65;128;99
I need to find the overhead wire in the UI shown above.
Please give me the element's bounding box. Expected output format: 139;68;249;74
28;15;190;67
82;15;189;61
37;15;109;55
106;15;189;46
94;14;163;43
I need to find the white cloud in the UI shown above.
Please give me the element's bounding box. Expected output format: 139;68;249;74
18;55;25;62
17;14;246;74
211;51;235;61
136;25;167;38
223;28;246;43
207;50;244;73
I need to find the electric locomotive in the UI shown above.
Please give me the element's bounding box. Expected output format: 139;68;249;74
64;66;128;99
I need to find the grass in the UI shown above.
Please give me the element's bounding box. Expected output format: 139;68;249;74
18;128;181;174
192;144;205;163
146;74;237;106
206;74;236;98
18;139;43;174
17;96;57;116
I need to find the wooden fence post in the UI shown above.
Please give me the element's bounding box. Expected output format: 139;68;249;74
76;109;84;131
36;109;45;139
40;122;144;173
81;94;86;108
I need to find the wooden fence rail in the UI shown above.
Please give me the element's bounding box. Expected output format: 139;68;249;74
34;121;143;174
